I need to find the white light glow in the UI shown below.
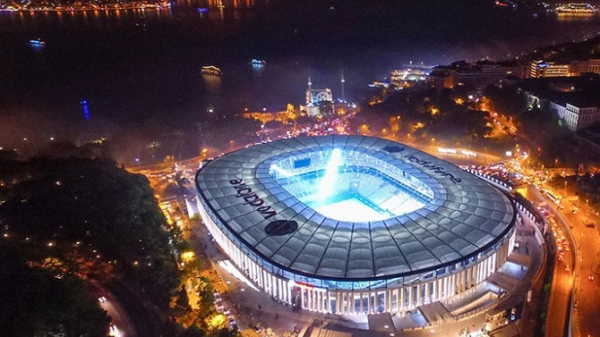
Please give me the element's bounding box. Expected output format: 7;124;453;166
270;165;292;178
274;149;430;222
313;198;389;222
317;149;342;199
218;260;260;292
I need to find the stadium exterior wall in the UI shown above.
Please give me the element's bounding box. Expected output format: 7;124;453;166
196;195;516;315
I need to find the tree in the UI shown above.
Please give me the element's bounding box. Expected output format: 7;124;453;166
0;157;180;309
0;242;111;336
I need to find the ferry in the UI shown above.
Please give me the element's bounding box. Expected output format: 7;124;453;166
251;59;266;66
201;66;222;76
495;0;516;8
554;3;596;15
29;38;46;47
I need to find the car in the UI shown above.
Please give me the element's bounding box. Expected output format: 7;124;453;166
98;296;107;303
109;325;121;337
589;274;595;281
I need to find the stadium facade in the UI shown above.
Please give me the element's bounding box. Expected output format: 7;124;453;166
194;136;516;315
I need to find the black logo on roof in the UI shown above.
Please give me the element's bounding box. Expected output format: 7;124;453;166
383;145;405;153
265;220;298;236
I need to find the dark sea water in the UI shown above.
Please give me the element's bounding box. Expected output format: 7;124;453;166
1;0;600;158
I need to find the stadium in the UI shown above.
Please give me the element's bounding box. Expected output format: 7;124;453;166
194;135;516;315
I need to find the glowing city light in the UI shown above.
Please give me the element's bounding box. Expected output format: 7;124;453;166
317;149;342;200
269;165;292;178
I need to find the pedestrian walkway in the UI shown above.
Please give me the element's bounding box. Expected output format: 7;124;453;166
309;327;351;337
507;252;531;268
486;273;520;292
419;301;453;325
391;311;428;331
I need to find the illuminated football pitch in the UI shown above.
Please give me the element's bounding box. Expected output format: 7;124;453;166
308;197;390;222
274;149;428;222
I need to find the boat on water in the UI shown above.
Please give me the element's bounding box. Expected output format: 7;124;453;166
555;3;596;15
201;66;222;76
251;59;266;66
29;38;46;47
495;0;516;8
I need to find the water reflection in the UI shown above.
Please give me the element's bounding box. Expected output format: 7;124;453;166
555;13;596;22
202;73;223;95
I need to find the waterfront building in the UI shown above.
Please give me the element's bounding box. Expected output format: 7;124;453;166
306;77;335;117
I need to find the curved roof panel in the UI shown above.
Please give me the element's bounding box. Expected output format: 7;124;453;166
195;135;515;280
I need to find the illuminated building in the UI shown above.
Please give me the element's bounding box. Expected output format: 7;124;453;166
305;76;334;117
429;60;526;91
570;59;600;75
529;60;571;78
564;103;599;130
518;74;600;130
194;136;516;316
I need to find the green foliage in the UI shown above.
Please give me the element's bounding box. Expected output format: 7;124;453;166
543;282;552;294
365;88;493;146
482;85;527;117
197;276;214;305
180;326;208;337
0;243;111;336
0;157;179;309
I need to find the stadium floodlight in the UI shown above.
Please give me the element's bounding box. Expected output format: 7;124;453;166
270;164;292;178
317;148;342;200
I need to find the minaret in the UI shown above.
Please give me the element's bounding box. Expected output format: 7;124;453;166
306;71;313;105
340;68;345;102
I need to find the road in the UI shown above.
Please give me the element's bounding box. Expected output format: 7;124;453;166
524;183;600;337
518;186;573;337
560;197;600;337
89;280;136;337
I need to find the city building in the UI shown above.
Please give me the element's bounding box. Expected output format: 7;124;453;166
518;74;600;130
429;60;526;91
570;59;600;75
529;60;571;78
305;77;335;117
564;103;599;130
194;135;517;316
242;104;298;124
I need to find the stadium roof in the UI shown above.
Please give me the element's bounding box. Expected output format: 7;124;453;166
195;135;515;280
